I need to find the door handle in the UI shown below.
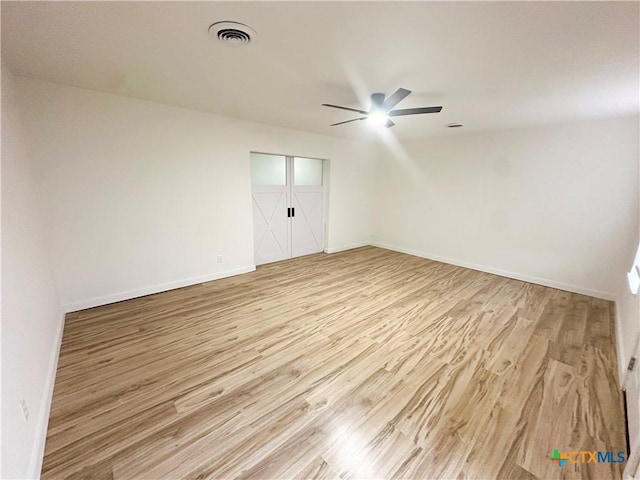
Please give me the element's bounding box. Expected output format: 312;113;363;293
287;207;291;217
291;207;295;217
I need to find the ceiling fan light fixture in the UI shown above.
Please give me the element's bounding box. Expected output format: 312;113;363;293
367;110;389;127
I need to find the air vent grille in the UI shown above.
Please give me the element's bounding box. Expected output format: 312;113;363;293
209;22;257;46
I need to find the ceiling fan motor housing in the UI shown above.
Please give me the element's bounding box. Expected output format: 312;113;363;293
371;93;385;111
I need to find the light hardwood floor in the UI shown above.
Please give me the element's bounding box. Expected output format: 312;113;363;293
42;247;626;479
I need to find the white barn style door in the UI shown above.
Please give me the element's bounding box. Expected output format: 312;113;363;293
251;153;324;265
252;186;291;265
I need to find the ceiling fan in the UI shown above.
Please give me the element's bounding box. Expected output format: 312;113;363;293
322;88;442;128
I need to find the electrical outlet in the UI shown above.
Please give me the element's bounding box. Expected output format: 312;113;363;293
19;398;29;423
217;255;223;264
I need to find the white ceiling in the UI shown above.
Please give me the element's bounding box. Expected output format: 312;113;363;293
2;1;639;141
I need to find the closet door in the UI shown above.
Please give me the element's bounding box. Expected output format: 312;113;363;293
291;157;324;257
625;348;640;479
251;153;291;265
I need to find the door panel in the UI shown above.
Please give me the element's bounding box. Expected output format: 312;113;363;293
291;190;324;257
623;243;640;479
625;339;640;479
293;156;323;186
250;153;287;186
252;188;290;265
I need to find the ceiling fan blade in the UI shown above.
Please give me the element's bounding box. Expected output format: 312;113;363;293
388;106;443;117
322;104;369;115
383;88;411;111
385;118;396;128
330;117;367;126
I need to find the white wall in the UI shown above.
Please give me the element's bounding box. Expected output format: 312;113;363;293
1;67;64;478
373;116;639;300
13;77;375;311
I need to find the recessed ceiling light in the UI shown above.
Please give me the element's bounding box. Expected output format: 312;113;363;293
446;123;464;128
209;21;257;46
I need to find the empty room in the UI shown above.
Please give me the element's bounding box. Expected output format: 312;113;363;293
2;1;640;479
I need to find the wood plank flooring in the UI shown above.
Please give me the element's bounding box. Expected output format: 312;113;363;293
41;247;627;479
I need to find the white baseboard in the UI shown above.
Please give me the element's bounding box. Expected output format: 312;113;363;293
371;241;615;301
324;242;368;254
28;308;65;479
63;266;256;313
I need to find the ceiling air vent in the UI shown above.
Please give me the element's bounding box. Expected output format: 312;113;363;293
209;21;257;46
